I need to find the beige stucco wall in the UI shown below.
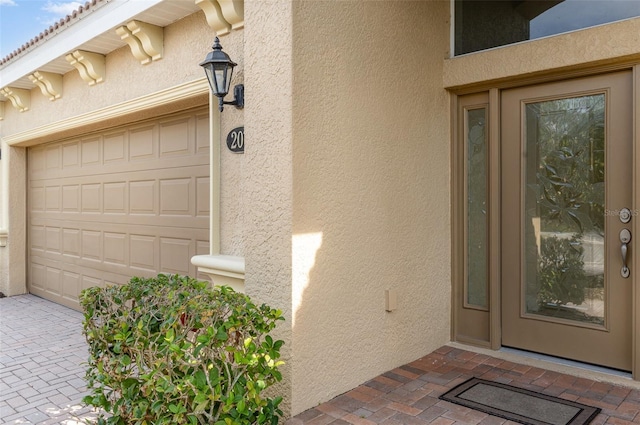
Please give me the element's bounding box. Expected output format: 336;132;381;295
288;0;452;414
233;1;454;415
0;145;26;297
0;141;4;294
217;31;245;256
243;0;295;414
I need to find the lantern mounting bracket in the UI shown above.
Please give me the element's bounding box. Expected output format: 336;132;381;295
219;84;244;112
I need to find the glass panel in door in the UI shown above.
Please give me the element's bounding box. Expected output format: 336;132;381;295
467;107;489;309
523;95;605;327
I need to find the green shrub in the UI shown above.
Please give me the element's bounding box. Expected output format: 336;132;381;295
80;274;285;425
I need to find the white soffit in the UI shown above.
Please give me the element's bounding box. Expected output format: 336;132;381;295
0;0;201;90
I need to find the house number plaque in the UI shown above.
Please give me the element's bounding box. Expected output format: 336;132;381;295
226;127;244;153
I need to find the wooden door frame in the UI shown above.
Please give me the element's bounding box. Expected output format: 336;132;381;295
451;65;640;378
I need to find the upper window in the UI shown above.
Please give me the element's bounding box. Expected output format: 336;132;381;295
455;0;640;56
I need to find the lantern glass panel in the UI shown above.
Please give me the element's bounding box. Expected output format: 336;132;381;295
203;67;216;94
221;65;234;96
214;68;227;95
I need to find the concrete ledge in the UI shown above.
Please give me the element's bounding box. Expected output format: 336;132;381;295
191;254;245;293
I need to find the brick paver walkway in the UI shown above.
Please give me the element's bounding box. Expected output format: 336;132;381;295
287;346;640;425
4;294;640;425
0;294;96;424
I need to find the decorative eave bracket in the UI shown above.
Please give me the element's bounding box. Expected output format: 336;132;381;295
0;87;30;112
0;101;4;120
116;20;163;65
195;0;244;36
65;50;105;86
28;71;63;101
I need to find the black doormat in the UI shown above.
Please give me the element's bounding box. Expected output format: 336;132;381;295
439;378;601;425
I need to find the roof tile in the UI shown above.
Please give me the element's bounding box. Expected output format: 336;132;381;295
0;0;106;67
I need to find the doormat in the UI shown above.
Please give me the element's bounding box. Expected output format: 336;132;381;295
439;378;601;425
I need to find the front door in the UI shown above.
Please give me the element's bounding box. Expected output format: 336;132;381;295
501;71;633;371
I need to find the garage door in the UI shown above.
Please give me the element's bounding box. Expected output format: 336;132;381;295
28;108;210;310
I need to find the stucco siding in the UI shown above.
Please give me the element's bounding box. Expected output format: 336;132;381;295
1;146;27;297
290;0;451;414
214;31;246;256
0;144;5;295
244;0;295;415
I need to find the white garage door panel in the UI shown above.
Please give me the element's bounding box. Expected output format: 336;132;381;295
28;108;210;311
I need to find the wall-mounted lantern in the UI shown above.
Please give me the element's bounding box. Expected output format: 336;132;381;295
200;37;244;112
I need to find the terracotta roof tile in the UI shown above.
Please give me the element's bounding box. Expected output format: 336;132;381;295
0;0;105;67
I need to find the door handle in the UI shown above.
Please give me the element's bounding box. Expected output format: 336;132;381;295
621;228;631;278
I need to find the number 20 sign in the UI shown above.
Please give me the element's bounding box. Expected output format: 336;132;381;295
226;127;244;153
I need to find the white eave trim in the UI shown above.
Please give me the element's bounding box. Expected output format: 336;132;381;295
0;0;164;87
